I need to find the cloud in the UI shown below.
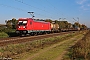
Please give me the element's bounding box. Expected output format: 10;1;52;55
80;5;88;10
76;0;90;11
77;0;87;5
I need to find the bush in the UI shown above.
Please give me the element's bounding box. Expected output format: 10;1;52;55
0;28;17;37
0;32;9;38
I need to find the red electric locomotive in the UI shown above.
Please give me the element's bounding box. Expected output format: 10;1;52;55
16;18;51;35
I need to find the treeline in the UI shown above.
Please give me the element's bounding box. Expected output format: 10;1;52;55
45;19;87;30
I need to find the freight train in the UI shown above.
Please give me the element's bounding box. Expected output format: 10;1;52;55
16;18;60;35
16;18;80;36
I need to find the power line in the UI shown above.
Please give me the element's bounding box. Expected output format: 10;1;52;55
45;0;60;12
45;0;62;15
0;3;54;19
15;0;54;19
45;0;69;20
0;3;26;12
14;0;56;19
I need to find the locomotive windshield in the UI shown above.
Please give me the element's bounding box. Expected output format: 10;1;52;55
18;21;27;26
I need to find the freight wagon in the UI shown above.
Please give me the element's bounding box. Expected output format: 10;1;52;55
50;23;60;32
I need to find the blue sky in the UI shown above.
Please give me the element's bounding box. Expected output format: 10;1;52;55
0;0;90;27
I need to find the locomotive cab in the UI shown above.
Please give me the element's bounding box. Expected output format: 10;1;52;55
16;18;31;34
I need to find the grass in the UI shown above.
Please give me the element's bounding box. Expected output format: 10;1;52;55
63;30;90;60
32;44;67;60
31;33;84;60
0;32;9;38
0;31;86;60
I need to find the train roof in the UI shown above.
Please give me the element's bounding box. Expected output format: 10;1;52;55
19;18;32;20
18;18;49;23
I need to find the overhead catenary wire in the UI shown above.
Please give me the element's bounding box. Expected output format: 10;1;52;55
36;0;60;20
15;0;54;19
0;3;26;12
0;3;54;19
14;0;56;19
45;0;61;14
45;1;63;15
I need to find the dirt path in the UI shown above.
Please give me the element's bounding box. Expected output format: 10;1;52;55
26;34;84;60
54;35;83;60
26;38;71;60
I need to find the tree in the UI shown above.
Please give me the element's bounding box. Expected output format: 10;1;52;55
11;18;18;29
74;22;80;28
68;23;72;28
6;20;12;28
81;24;87;30
45;19;52;23
5;18;18;29
58;21;69;29
54;20;58;23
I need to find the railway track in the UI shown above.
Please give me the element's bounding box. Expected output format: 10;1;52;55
0;31;76;46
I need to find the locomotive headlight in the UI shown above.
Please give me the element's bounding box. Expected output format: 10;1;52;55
23;26;25;28
18;26;20;28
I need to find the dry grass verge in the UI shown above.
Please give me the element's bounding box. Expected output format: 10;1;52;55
63;30;90;60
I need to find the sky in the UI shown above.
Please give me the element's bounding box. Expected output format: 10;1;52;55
0;0;90;27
